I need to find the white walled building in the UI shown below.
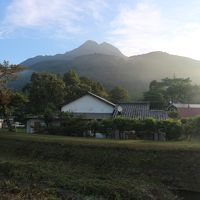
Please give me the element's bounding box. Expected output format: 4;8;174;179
61;92;116;119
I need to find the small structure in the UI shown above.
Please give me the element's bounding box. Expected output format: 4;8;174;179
26;116;46;134
26;116;61;134
169;103;200;118
0;119;3;129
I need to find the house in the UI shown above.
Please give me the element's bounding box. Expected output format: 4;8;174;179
169;103;200;118
61;92;116;119
61;92;168;120
26;92;168;134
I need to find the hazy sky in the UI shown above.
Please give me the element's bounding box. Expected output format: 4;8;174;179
0;0;200;63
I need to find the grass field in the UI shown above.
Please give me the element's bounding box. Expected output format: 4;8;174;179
0;132;200;199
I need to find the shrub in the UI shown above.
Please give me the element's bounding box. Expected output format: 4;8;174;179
159;119;182;140
47;114;89;136
168;111;180;119
182;116;200;140
143;118;158;132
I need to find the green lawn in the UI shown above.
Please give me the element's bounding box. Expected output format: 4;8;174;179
0;132;200;199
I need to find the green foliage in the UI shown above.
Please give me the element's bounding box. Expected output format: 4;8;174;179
47;114;88;137
88;120;101;136
63;69;80;85
182;118;194;140
159;119;182;140
143;118;157;132
24;72;66;114
80;76;108;98
43;103;58;127
45;116;185;140
109;86;129;103
182;116;200;140
63;70;89;102
11;92;28;123
0;61;25;129
144;77;200;107
63;70;109;103
65;84;90;103
0;60;24;88
112;117;134;132
163;77;192;103
101;118;114;134
0;89;28;129
168;111;180;119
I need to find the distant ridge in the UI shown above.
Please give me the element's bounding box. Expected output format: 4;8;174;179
13;40;200;99
21;40;125;66
65;40;125;58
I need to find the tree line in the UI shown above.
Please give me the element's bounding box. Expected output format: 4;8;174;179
144;77;200;108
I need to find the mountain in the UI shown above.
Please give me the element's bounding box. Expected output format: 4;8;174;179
13;41;200;99
21;40;125;66
65;40;125;58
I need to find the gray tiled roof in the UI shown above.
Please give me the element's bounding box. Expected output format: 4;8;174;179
113;103;168;120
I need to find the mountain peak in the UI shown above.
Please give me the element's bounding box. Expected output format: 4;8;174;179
66;40;125;58
81;40;98;46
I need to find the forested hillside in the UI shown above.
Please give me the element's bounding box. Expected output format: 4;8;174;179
11;41;200;99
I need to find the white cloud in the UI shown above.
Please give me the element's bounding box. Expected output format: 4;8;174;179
108;1;200;60
2;0;82;34
87;0;108;21
0;0;107;38
108;2;165;54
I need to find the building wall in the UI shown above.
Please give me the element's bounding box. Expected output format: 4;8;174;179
177;107;200;118
0;120;3;129
61;95;114;114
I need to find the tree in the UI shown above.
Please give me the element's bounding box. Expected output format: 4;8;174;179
183;116;200;141
63;70;80;86
11;92;28;123
144;77;196;108
109;86;129;103
64;84;90;103
182;118;194;141
0;61;24;130
80;76;108;98
24;73;66;114
63;70;109;103
43;103;57;128
0;60;24;88
163;78;193;103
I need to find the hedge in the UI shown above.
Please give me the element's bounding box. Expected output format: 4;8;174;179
44;114;186;140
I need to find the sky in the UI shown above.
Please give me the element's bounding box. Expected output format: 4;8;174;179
0;0;200;63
